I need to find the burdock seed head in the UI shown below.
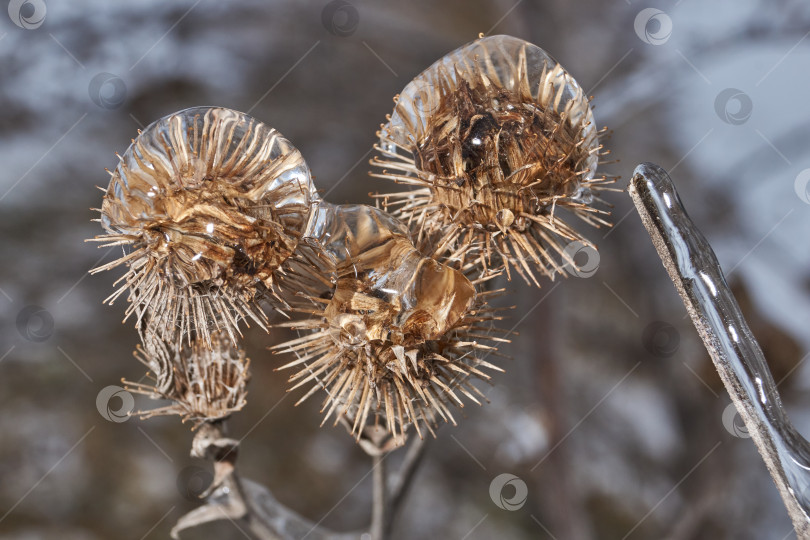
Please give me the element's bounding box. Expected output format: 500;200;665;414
272;203;510;444
124;330;250;427
274;281;507;444
89;107;317;346
372;35;614;285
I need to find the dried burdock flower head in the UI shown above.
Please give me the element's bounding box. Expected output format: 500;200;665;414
274;202;508;443
372;35;614;285
124;330;250;427
89;106;316;346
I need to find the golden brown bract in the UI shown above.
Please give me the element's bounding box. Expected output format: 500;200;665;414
89;107;316;347
372;35;615;285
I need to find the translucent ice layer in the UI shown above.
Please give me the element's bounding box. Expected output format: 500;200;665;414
372;35;611;285
383;34;599;181
302;201;476;342
630;163;810;535
93;106;317;345
276;200;504;441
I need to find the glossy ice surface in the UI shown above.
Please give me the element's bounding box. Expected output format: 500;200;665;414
631;163;810;533
303;201;475;343
277;200;500;441
94;106;319;346
101;106;316;286
371;35;609;285
383;34;599;181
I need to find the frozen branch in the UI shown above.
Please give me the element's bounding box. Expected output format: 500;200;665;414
629;162;810;538
172;420;429;539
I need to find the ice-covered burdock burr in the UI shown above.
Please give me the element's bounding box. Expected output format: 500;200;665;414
372;35;613;285
89;107;316;346
274;202;507;443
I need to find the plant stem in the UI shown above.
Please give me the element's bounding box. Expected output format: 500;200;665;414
629;162;810;537
384;437;427;537
371;452;387;540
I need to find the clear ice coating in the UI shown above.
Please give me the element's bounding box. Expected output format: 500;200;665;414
383;34;600;183
301;201;476;343
102;107;316;240
102;106;317;283
630;163;810;535
94;106;320;346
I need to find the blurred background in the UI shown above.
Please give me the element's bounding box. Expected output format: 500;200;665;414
1;0;809;538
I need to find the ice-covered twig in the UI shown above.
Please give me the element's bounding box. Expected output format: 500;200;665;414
173;418;427;539
629;162;810;537
171;421;349;540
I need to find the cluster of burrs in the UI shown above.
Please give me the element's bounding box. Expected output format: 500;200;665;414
89;35;613;445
